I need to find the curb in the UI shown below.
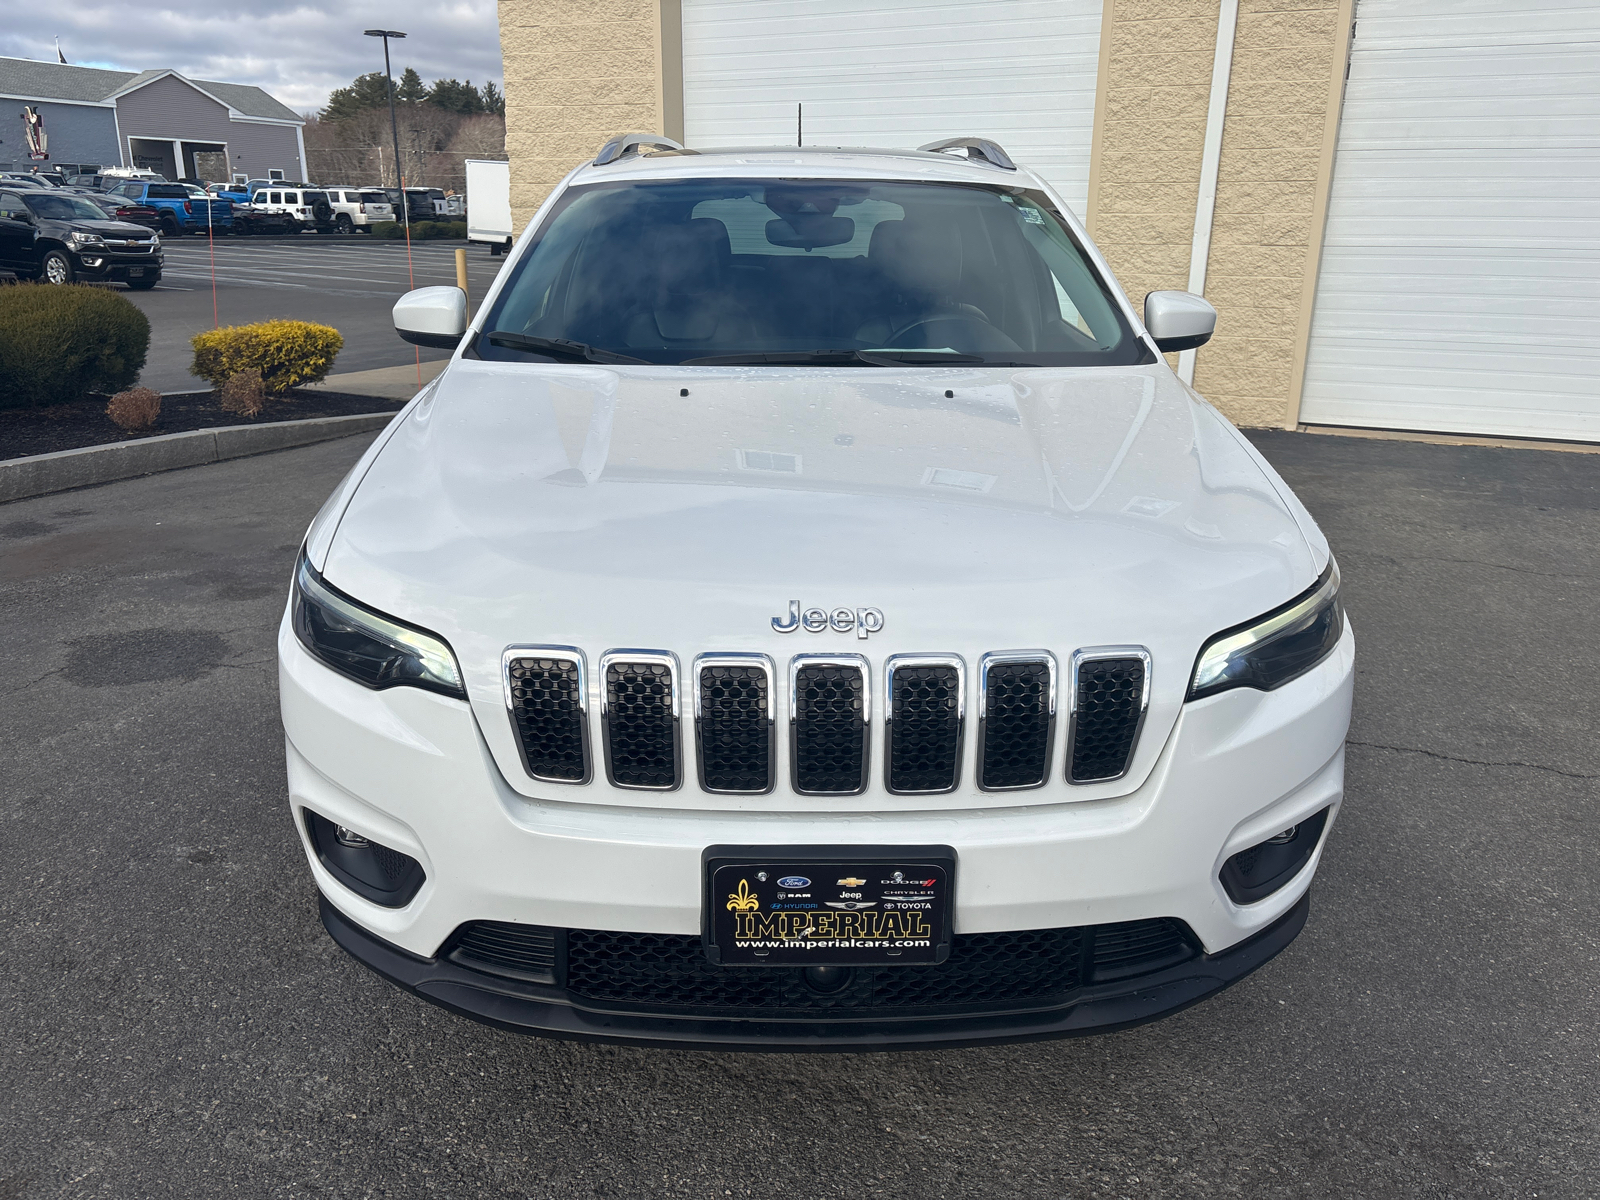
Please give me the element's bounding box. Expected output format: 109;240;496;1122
1;411;398;505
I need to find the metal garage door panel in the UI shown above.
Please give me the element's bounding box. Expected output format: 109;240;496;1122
1300;0;1600;441
681;0;1103;214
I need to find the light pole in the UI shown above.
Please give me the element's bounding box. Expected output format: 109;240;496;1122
363;28;408;229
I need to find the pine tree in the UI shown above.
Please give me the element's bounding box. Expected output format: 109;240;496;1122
481;80;504;115
321;72;393;120
429;78;484;114
396;67;428;105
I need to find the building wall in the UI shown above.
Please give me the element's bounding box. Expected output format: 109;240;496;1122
0;100;119;173
114;75;304;181
498;0;666;232
1190;0;1351;428
1085;0;1220;353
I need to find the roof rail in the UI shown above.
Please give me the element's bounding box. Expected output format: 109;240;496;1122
916;137;1017;171
593;133;687;166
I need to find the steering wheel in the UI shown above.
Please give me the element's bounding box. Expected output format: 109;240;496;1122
884;315;1022;354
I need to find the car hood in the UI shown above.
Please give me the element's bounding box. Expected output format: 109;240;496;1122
47;217;156;237
320;358;1325;803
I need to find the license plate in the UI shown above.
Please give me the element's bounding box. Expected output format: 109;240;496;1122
704;845;954;966
128;268;145;276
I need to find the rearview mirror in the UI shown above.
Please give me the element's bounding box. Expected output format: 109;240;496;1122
394;286;467;349
1144;291;1216;353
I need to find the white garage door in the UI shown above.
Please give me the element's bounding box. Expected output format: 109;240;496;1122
681;0;1104;215
1300;0;1600;442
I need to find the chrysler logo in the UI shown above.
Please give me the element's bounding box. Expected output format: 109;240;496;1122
771;601;885;639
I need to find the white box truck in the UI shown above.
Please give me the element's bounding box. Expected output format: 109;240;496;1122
465;159;512;255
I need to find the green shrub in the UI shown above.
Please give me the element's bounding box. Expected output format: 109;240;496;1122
0;284;150;410
368;220;467;240
190;320;344;394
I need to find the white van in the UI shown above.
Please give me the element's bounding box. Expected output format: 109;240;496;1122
322;186;396;233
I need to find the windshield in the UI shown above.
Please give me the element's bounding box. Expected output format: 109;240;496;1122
476;179;1148;367
24;193;113;222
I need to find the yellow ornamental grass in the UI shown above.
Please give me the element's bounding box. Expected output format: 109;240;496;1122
190;320;344;394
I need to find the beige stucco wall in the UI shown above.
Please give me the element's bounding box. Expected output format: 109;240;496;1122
1192;0;1350;427
1085;0;1220;350
498;0;666;233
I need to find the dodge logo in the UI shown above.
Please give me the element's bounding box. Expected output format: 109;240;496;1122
772;601;885;639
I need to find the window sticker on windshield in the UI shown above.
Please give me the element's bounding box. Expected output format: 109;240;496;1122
1019;208;1046;224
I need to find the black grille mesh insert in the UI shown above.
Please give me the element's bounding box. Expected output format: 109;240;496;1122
888;664;961;792
506;656;586;781
556;917;1198;1014
605;661;678;788
1071;657;1146;782
447;921;558;983
698;664;771;792
792;663;866;793
980;659;1053;788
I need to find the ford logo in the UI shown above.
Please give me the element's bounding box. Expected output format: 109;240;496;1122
777;876;810;889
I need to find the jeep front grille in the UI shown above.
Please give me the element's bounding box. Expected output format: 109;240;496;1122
976;652;1057;790
790;655;870;795
1068;649;1150;783
600;651;681;790
694;654;775;794
884;656;963;794
499;645;1150;796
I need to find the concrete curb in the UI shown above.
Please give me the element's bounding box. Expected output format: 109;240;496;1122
1;411;398;505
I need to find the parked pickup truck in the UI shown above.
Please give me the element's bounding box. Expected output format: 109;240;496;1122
106;180;231;235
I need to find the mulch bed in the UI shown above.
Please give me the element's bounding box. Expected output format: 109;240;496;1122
1;389;407;461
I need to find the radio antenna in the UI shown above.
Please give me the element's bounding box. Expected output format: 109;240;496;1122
797;103;803;147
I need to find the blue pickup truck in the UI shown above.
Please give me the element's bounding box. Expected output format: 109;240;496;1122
105;180;232;235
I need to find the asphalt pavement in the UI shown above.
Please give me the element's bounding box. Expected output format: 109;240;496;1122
2;428;1597;1198
120;236;508;393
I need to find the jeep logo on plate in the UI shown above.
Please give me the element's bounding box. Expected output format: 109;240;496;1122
771;601;885;640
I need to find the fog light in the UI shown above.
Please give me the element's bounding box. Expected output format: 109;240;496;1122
1219;807;1330;905
304;809;425;907
81;256;103;267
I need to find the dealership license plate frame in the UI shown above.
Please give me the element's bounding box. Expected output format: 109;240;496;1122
702;844;955;967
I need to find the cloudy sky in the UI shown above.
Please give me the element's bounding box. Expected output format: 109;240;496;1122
0;1;504;114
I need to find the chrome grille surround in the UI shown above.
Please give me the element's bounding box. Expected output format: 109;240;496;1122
789;653;871;796
883;654;966;795
975;650;1059;792
1067;646;1152;784
692;652;776;795
599;649;683;791
500;645;592;785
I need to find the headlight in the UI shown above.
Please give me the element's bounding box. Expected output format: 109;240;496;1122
150;234;162;248
292;552;465;699
68;231;106;248
1188;561;1344;701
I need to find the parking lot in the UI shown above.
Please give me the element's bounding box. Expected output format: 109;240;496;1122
2;428;1596;1197
122;237;507;393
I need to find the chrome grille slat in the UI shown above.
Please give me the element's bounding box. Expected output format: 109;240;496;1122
790;654;870;796
884;655;964;795
976;651;1058;791
600;650;682;791
1067;647;1150;784
694;653;775;794
502;646;591;784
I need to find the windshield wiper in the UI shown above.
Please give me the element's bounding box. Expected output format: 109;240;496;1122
487;332;650;365
681;349;994;367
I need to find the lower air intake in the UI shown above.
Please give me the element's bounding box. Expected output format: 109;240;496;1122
792;659;868;794
1070;654;1148;782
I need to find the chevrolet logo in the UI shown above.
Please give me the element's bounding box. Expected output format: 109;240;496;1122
837;877;866;887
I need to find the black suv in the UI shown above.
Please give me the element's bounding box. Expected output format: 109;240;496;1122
0;189;162;288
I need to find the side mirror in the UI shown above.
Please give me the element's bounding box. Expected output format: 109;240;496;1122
1144;291;1216;353
394;286;467;349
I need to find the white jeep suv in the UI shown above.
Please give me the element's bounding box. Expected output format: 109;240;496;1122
280;135;1354;1050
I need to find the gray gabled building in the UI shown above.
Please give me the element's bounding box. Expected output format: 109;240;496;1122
0;57;305;182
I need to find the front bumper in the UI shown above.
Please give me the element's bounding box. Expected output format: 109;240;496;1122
74;250;163;281
321;888;1310;1051
281;616;1353;1045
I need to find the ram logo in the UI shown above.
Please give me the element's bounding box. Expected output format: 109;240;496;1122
771;601;885;639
